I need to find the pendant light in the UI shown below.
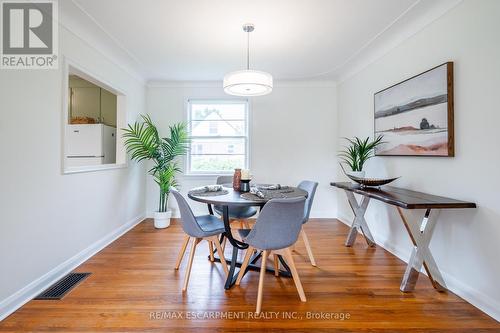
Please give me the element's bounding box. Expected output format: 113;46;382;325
223;24;273;96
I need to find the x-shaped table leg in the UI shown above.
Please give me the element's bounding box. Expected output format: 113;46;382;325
397;207;447;292
344;190;375;247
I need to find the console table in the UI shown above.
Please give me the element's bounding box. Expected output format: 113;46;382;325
331;182;476;292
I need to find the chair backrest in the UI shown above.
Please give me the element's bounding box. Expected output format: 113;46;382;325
298;180;318;224
170;188;205;238
244;197;306;250
216;175;233;185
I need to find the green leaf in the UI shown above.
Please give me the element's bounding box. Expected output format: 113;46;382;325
122;115;190;210
338;135;385;172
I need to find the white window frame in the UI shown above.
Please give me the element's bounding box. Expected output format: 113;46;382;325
186;99;249;175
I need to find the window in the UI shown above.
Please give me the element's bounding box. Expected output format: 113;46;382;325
188;100;249;174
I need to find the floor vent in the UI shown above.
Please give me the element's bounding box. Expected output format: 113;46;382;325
34;272;91;300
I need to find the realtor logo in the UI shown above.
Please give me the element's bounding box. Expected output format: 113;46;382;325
1;0;58;69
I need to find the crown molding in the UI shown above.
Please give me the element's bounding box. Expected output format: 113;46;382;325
59;0;146;84
147;81;220;88
334;0;464;83
147;80;336;89
62;0;462;86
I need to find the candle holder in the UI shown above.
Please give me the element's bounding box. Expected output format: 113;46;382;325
240;179;251;192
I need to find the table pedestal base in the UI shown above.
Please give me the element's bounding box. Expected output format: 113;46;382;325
209;234;292;289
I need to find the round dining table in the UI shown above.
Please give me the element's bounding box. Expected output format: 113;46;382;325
188;185;308;289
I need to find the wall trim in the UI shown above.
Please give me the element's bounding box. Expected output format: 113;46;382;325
335;0;463;83
147;80;337;89
337;214;500;322
58;1;146;84
0;214;146;322
70;0;145;72
61;0;463;86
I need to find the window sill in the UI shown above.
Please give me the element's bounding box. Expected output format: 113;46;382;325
182;172;233;178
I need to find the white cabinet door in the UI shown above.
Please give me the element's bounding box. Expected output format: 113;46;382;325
102;125;116;164
66;124;103;157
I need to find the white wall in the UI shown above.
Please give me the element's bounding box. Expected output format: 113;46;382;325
0;2;146;318
146;82;338;217
336;0;500;321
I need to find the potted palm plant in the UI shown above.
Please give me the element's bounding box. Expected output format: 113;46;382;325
123;115;189;229
339;135;384;178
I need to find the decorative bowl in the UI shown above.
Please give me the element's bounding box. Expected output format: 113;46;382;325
345;174;399;187
340;164;399;187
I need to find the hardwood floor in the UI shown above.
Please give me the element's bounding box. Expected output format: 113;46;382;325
1;219;498;332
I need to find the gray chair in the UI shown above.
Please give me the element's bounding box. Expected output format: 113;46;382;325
170;188;228;291
213;176;257;229
235;197;307;314
295;180;319;266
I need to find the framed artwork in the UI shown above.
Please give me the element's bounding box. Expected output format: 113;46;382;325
374;62;454;156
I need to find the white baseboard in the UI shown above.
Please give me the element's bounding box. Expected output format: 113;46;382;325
0;213;146;322
337;215;500;322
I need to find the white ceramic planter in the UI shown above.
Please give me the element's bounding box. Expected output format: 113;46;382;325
347;170;365;178
154;210;172;229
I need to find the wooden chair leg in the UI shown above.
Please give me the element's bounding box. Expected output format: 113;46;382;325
231;220;240;229
230;220;243;241
182;238;199;291
301;229;317;266
211;236;229;276
256;250;268;314
236;246;254;285
273;254;279;276
221;237;227;252
284;248;306;302
175;235;190;270
208;241;214;262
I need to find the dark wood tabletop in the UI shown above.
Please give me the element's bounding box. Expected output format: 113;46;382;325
331;182;476;209
188;186;308;207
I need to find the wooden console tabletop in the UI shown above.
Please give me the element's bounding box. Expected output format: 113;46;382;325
331;182;476;209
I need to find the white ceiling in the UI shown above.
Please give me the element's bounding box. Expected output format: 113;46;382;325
71;0;458;82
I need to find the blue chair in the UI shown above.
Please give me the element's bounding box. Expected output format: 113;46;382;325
296;180;319;266
235;197;307;314
170;188;228;291
213;176;257;230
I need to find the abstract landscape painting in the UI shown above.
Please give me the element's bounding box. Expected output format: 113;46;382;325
374;62;454;156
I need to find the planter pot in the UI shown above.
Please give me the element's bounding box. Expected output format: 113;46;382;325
154;210;172;229
347;170;365;178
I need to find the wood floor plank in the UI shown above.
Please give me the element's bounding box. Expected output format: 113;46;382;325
0;219;498;332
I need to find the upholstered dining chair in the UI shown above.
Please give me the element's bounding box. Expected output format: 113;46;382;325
214;175;257;229
294;180;319;266
170;188;229;291
235;197;307;314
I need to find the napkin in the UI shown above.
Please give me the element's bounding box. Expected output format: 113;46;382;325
250;187;266;199
258;184;289;190
190;185;223;193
